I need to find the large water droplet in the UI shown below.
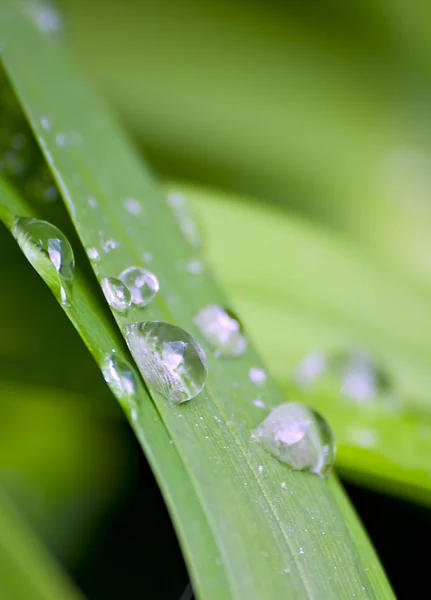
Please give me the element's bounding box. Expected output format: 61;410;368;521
118;266;159;307
194;305;247;357
254;403;335;477
101;354;137;401
101;277;132;313
13;217;74;304
293;349;393;404
125;321;208;403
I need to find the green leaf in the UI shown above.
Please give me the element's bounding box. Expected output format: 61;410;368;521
0;176;229;600
181;182;431;504
0;487;82;600
0;2;394;598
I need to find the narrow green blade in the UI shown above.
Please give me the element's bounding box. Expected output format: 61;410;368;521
0;488;83;600
0;178;229;600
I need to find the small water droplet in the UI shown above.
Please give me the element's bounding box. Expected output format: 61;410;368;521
101;238;118;253
29;2;62;34
13;217;74;305
292;351;327;387
124;197;142;215
55;133;66;147
194;305;247;357
249;367;266;386
101;277;132;313
143;252;153;263
281;481;286;488
254;403;335;477
101;354;137;401
187;259;203;274
283;568;290;574
258;465;264;473
299;548;304;555
118;266;159;307
167;191;201;247
253;398;266;408
87;247;99;261
294;349;395;405
88;196;98;209
125;321;208;403
40;116;50;131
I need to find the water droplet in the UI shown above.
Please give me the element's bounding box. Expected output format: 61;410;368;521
281;481;286;488
249;367;266;386
55;133;66;147
124;197;142;215
253;398;266;408
125;321;208;403
101;354;137;401
254;403;335;477
118;266;159;307
88;196;98;209
101;238;118;253
167;191;201;248
187;259;203;274
293;349;394;404
334;350;391;403
87;247;99;261
13;217;74;305
40;116;50;131
292;351;326;387
29;2;62;34
101;277;132;313
143;252;153;263
194;305;247;357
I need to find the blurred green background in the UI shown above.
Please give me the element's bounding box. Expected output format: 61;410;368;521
3;0;431;597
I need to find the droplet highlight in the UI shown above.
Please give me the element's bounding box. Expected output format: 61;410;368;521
13;217;74;304
194;305;247;357
125;321;208;403
118;266;159;307
101;277;132;313
254;403;335;477
101;354;137;401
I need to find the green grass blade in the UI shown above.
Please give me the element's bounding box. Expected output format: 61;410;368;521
182;182;431;504
0;488;83;600
0;177;229;600
0;3;394;598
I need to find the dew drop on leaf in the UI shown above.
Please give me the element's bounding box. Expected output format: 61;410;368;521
101;354;137;402
194;305;247;357
13;217;74;305
87;247;99;261
101;277;132;313
123;197;142;215
118;266;159;307
249;367;266;386
293;348;395;405
125;321;208;403
253;403;336;477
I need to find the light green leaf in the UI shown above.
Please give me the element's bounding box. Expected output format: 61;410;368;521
182;182;431;504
